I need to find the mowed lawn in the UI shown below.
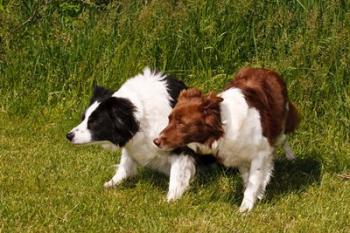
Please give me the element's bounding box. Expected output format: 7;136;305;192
1;110;349;232
1;0;350;232
1;113;349;232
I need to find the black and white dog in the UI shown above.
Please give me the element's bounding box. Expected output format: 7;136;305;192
66;68;196;201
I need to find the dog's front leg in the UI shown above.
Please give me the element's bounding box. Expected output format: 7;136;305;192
239;165;250;188
104;149;138;188
167;155;196;202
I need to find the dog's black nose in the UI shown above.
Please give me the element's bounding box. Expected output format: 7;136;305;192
153;138;161;147
66;132;74;141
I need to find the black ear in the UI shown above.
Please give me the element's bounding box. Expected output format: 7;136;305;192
101;97;140;147
90;85;114;103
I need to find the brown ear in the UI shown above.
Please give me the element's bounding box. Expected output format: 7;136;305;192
179;88;203;100
203;92;223;111
204;111;224;145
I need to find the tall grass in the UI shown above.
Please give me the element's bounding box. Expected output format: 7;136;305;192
2;0;349;169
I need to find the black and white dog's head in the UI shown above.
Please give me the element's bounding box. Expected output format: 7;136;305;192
66;85;139;147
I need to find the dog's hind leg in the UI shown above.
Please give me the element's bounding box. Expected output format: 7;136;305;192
239;150;272;213
257;155;274;200
104;149;138;188
275;134;296;160
283;141;296;160
167;154;196;202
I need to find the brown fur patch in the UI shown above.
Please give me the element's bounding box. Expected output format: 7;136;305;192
285;102;301;134
228;67;300;144
156;88;224;149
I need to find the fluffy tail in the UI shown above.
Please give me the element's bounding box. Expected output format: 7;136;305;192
285;102;301;134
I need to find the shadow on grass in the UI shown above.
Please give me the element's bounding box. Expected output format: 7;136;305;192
265;154;322;200
114;162;226;194
230;152;322;205
193;152;322;205
117;169;169;192
112;152;322;206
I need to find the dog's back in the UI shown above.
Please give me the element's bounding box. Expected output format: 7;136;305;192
227;68;300;145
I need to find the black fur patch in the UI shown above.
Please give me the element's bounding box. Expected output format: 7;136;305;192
163;76;187;107
87;97;139;147
171;147;218;166
81;85;114;121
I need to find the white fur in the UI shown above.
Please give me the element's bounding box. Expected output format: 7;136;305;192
70;101;100;144
283;141;296;160
188;88;294;212
71;67;196;201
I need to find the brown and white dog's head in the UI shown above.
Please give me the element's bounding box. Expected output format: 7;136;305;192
153;88;224;150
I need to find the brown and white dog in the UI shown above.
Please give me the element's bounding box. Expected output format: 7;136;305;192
154;67;300;212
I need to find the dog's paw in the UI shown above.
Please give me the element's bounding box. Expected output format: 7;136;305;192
239;199;254;213
257;193;264;201
257;190;265;200
166;190;182;202
103;180;117;188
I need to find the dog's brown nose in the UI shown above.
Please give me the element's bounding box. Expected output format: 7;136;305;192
153;138;161;147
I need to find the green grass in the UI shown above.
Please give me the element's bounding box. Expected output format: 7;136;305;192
1;0;350;232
